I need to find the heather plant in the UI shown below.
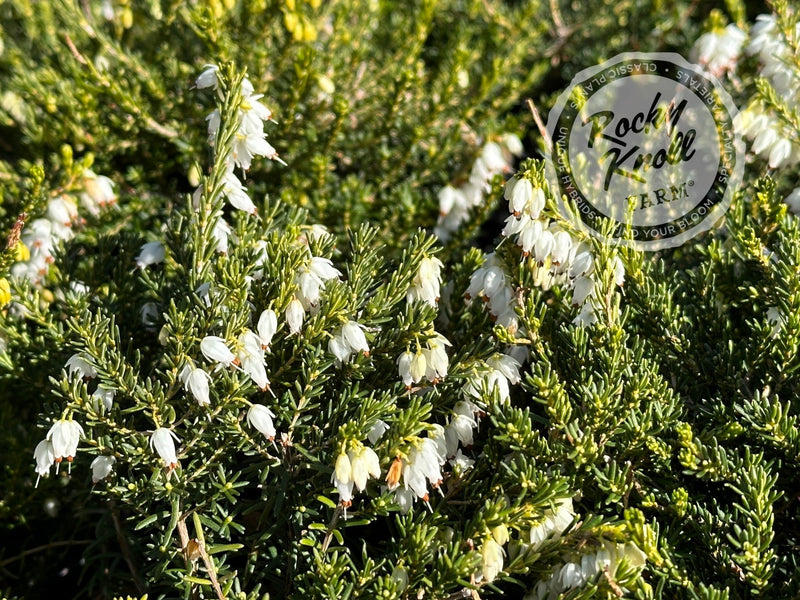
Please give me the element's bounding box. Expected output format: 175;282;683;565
4;1;800;600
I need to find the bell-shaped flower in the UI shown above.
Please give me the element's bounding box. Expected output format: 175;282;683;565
33;439;55;486
332;451;354;504
180;364;212;405
408;256;444;307
195;64;219;89
91;387;115;412
135;241;165;269
348;445;381;492
200;335;237;368
367;420;389;444
329;321;370;364
402;437;444;501
47;419;84;473
65;353;97;379
90;455;116;483
286;298;306;335
481;538;505;583
247;404;276;441
423;334;451;382
150;427;180;469
256;309;278;348
237;330;269;390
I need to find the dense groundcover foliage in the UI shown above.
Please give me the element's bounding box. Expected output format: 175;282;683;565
3;1;800;599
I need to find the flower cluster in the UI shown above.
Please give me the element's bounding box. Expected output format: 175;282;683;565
407;256;444;307
690;23;746;78
434;134;524;241
462;351;522;405
528;498;575;547
11;170;115;286
199;312;275;392
480;525;510;582
525;540;647;599
286;252;342;335
397;333;451;388
198;65;285;215
329;320;370;364
386;435;445;511
735;14;800;171
331;441;381;508
466;253;519;331
498;174;625;327
33;419;85;485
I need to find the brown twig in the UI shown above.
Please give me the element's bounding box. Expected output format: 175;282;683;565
110;500;148;595
526;98;552;152
0;539;93;568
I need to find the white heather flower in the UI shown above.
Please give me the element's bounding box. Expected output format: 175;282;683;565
533;229;555;264
397;350;414;387
572;276;594;307
206;109;221;142
47;196;78;228
501;133;524;157
256;309;278;348
559;562;587;589
464;369;511;403
398;349;429;387
691;24;746;77
423;333;451;382
481;142;508;173
33;439;55;485
329;321;370;364
481;538;505;583
200;335;237;368
81;169;116;213
529;498;575;547
332;451;354;504
286;298;306;335
247;404;277;441
221;168;257;214
573;302;597;327
196;64;219;89
241;93;274;132
486;353;521;385
437;185;468;218
505;177;531;216
179;364;212;406
47;419;84;472
91;387;115;412
402;437;444;501
212;217;231;254
450;448;475;472
408;256;444;306
296;256;341;308
90;455;116;483
65;353;97;379
342;321;369;353
237;330;269;390
348;445;381;492
136;241;165;269
769;138;793;169
569;250;594;279
550;230;573;267
447;401;477;449
368;420;389;444
150;427;180;469
612;256;625;287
